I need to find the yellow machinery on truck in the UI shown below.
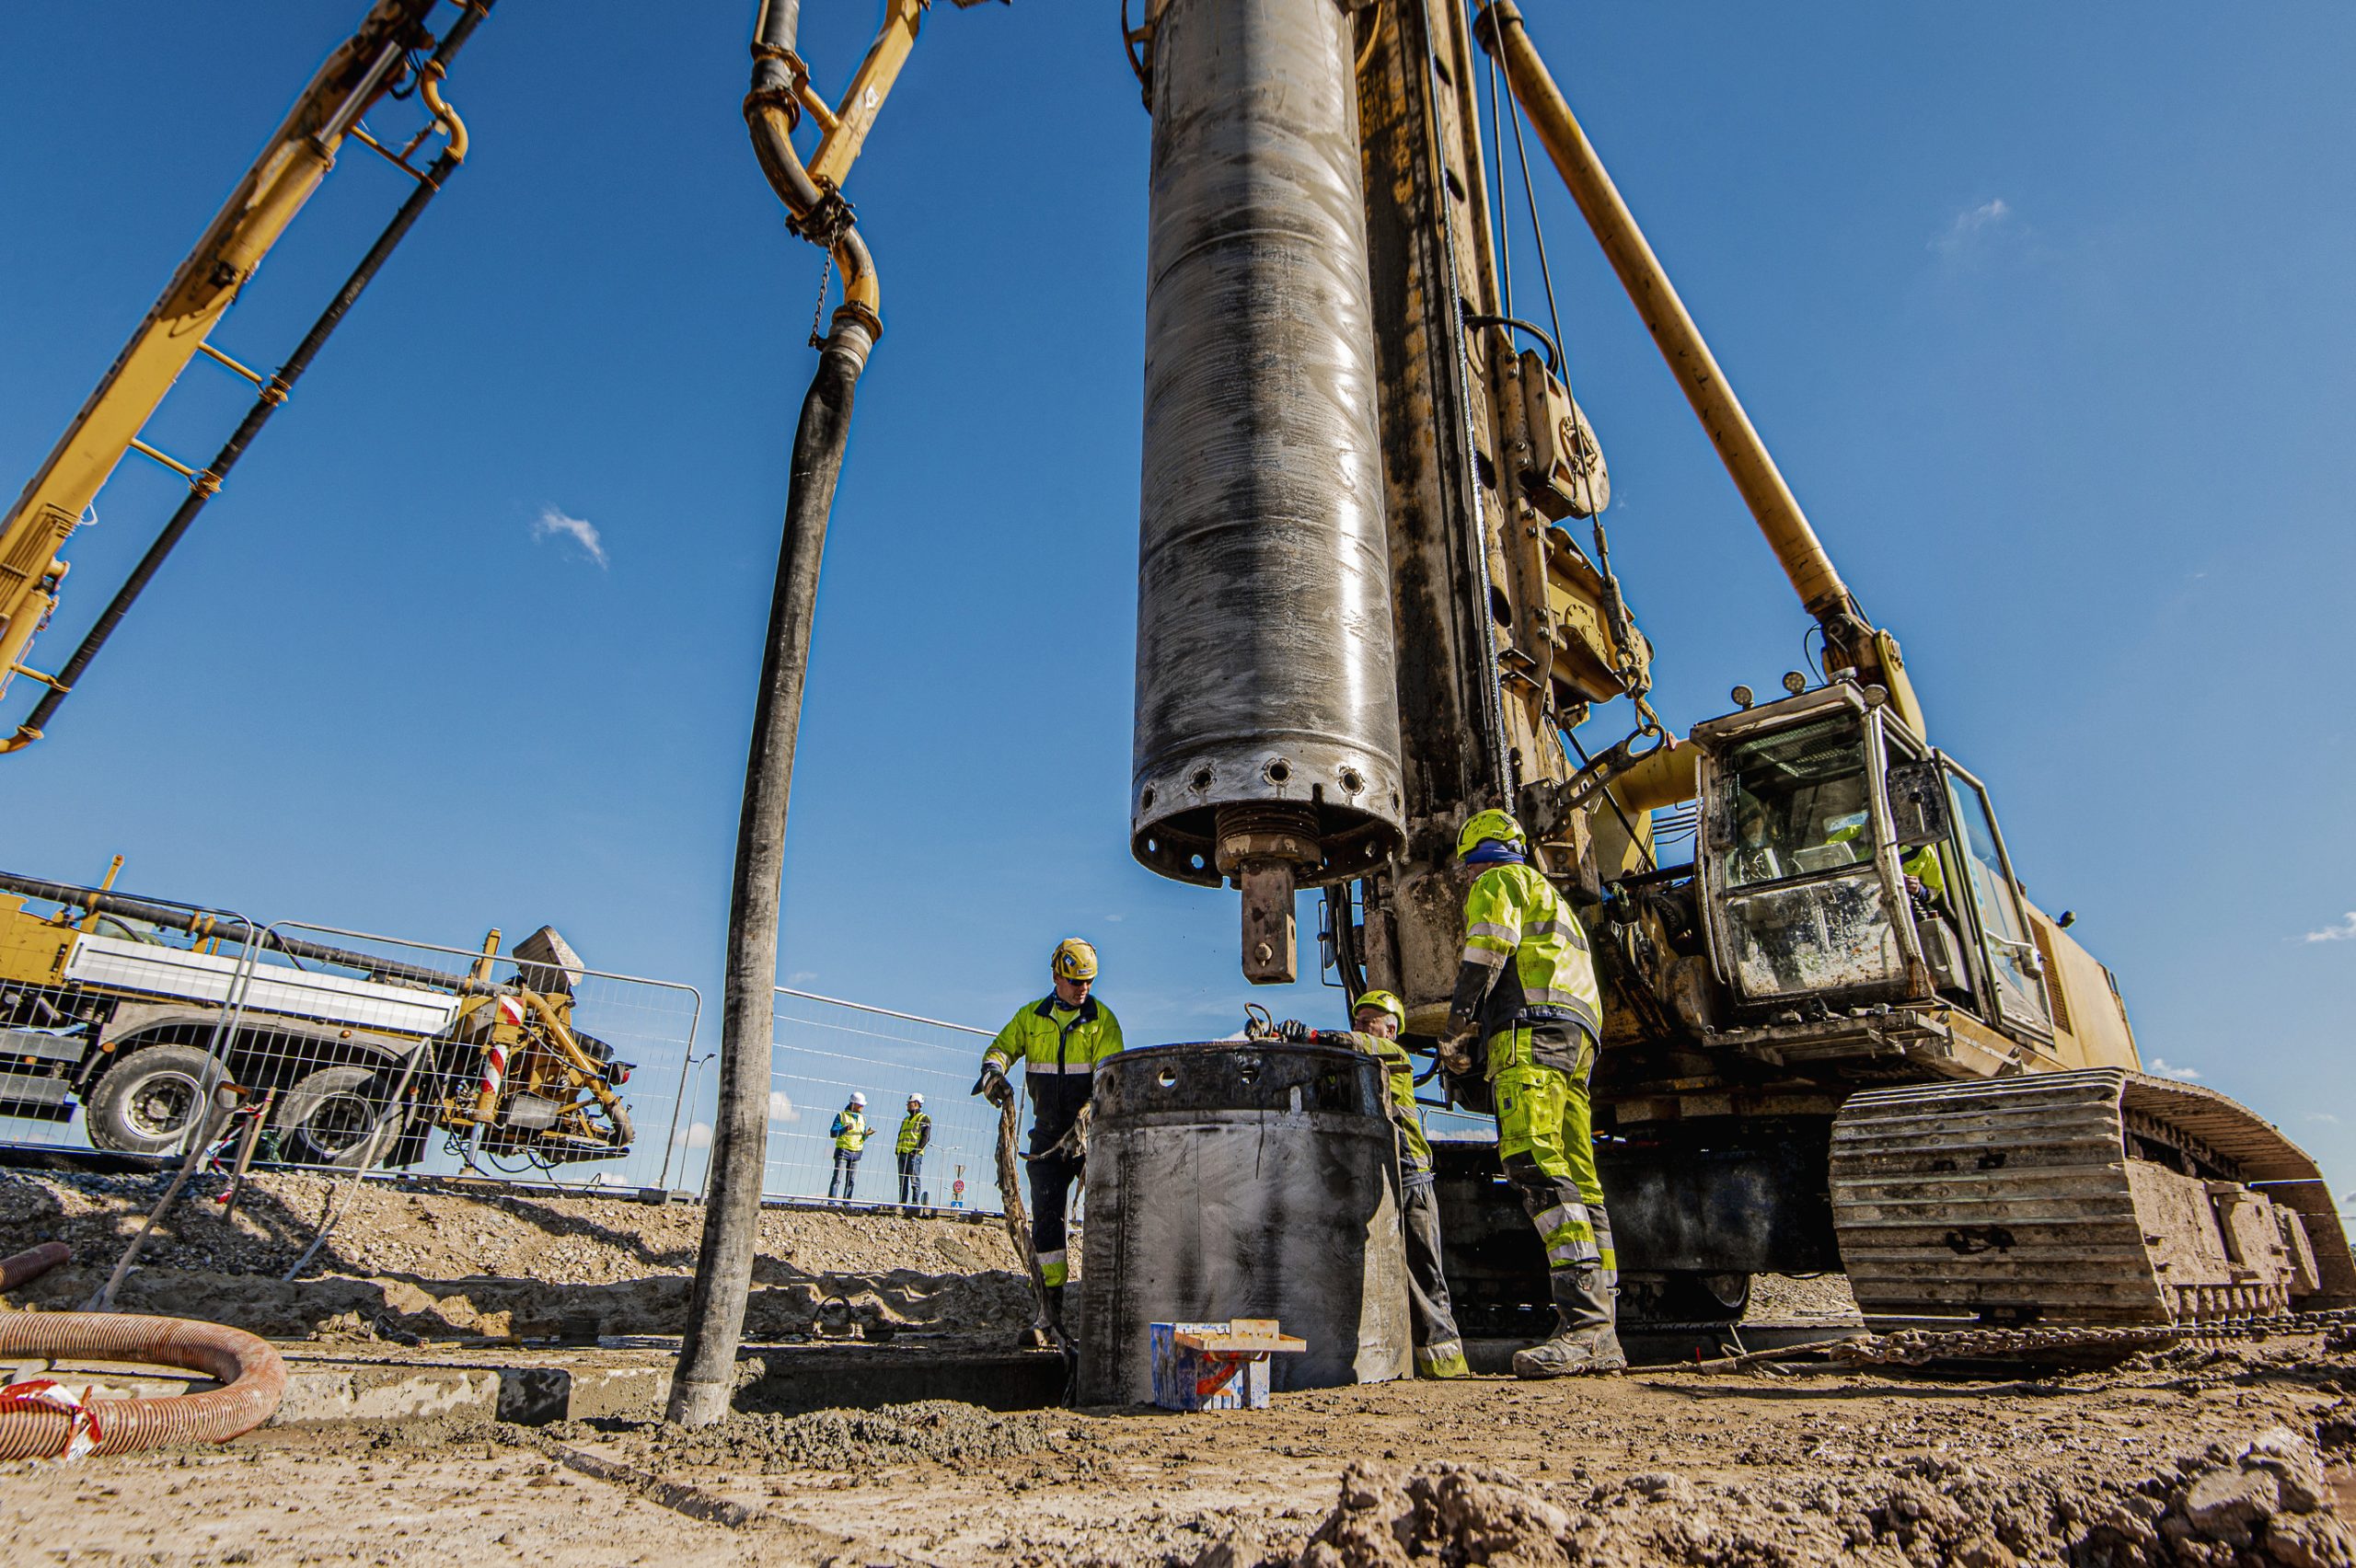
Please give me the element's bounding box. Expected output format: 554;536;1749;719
5;0;2345;1332
0;869;632;1172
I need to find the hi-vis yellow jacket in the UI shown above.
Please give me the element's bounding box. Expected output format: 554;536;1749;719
1451;862;1602;1046
982;996;1125;1146
1343;1030;1436;1174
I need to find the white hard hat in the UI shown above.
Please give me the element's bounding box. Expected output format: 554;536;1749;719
849;1091;867;1106
907;1092;924;1106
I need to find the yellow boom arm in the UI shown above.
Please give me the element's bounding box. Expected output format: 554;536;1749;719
1474;1;1927;738
0;0;443;706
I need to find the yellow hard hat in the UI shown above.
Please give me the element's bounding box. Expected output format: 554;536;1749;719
1455;808;1527;859
1052;938;1099;982
1352;990;1406;1029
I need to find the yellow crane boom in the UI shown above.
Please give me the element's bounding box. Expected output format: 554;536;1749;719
0;0;479;744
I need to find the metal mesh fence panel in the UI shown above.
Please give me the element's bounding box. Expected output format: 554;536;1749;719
0;873;701;1193
255;921;701;1191
767;986;1014;1212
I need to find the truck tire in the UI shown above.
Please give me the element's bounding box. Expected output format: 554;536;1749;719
274;1065;402;1170
86;1043;225;1157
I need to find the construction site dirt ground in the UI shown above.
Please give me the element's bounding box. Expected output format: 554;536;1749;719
5;1170;2354;1565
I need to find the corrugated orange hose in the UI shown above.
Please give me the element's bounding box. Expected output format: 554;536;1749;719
0;1309;284;1458
0;1242;70;1291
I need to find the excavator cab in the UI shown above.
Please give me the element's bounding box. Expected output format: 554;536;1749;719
1689;681;2053;1048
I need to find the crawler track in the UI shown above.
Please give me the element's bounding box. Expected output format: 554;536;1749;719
1830;1068;2356;1325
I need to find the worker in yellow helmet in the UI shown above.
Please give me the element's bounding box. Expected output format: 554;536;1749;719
975;938;1125;1329
1443;807;1622;1378
1276;989;1470;1378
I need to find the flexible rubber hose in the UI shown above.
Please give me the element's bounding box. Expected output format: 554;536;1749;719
0;1243;70;1291
0;1312;285;1458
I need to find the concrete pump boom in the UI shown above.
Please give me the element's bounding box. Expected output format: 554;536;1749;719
0;0;491;753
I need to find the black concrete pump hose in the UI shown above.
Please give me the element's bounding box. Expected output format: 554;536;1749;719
671;0;880;1428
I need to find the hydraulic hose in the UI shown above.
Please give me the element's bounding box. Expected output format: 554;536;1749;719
672;0;882;1428
0;1312;284;1458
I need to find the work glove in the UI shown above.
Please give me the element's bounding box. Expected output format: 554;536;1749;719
1438;1022;1478;1078
973;1061;1013;1109
1276;1019;1311;1043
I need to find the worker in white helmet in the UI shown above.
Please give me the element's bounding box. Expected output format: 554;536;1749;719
976;938;1125;1328
827;1090;870;1201
895;1092;931;1205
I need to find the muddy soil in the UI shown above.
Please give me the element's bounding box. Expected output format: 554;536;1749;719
0;1170;1032;1342
10;1332;2350;1565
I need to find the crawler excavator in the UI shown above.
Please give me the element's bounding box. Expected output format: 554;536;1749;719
1120;0;2353;1332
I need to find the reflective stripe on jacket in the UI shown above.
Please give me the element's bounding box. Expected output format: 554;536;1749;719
982;996;1125;1147
896;1112;930;1155
830;1111;869;1152
1459;862;1601;1042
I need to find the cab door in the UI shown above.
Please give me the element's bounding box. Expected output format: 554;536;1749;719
1940;760;2054;1043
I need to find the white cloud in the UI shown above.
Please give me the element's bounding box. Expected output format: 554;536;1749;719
768;1090;798;1124
1103;914;1126;924
1931;198;2013;256
670;1120;713;1149
789;970;819;983
2306;1113;2341;1126
530;505;608;568
2303;913;2356;943
2145;1056;2200;1081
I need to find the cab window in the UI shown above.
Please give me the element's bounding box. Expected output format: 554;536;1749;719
1718;717;1874;890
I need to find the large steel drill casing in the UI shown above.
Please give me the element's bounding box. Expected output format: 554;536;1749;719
1131;0;1407;891
1076;1042;1411;1403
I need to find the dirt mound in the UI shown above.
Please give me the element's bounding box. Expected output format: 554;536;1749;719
0;1170;1029;1342
6;1259;1036;1342
1223;1424;2354;1568
580;1400;1056;1473
1746;1271;1861;1322
0;1169;1016;1283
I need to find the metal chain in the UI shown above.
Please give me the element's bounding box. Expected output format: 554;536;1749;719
806;248;835;350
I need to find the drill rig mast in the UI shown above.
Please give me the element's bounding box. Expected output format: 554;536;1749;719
1124;0;2352;1330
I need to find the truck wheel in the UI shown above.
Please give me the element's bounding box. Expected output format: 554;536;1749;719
86;1043;225;1157
275;1066;402;1170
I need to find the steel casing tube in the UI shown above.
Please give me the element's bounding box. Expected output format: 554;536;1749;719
1131;0;1405;890
1075;1042;1411;1403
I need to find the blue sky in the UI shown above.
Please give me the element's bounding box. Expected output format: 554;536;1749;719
2;3;2349;1205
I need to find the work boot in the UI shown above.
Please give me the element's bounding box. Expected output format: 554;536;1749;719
1512;1265;1624;1379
